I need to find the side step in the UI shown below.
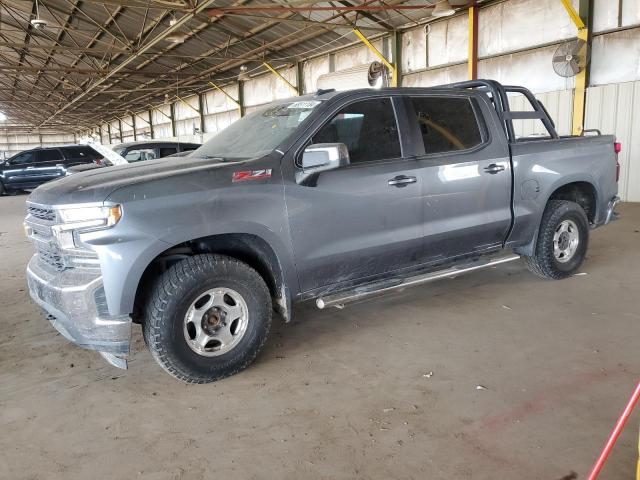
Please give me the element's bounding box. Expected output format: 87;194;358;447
316;254;521;310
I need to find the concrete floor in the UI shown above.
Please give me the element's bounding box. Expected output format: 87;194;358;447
1;193;639;480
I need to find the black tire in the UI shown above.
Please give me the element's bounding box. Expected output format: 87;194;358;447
0;182;5;196
142;254;272;383
524;200;589;279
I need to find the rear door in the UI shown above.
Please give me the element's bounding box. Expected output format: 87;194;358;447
159;145;178;157
60;146;101;167
404;94;512;262
285;96;425;293
34;149;66;183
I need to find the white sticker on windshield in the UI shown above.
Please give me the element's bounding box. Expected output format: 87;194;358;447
288;100;321;109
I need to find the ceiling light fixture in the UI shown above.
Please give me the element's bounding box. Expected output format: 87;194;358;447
432;0;456;17
238;65;250;82
0;112;6;121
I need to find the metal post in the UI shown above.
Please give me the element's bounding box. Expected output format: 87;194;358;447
468;3;479;80
295;61;305;95
392;30;402;87
170;102;177;138
198;93;206;141
118;119;123;142
131;114;137;141
148;110;155;139
107;123;112;144
560;0;591;135
238;81;245;118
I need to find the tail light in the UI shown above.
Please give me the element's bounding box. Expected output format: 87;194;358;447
614;143;621;182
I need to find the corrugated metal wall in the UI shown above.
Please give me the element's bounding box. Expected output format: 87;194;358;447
0;133;76;160
585;82;640;202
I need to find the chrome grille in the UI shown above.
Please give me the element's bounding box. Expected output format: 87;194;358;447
27;204;56;222
26;202;68;271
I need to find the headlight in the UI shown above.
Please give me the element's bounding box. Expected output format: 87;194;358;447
57;205;122;228
53;204;122;251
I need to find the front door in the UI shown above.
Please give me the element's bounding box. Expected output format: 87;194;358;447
285;97;425;293
404;95;512;262
3;151;37;189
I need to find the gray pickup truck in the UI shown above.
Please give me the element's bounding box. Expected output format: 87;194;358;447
25;80;620;383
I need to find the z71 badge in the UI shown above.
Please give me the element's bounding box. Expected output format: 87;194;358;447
232;169;272;182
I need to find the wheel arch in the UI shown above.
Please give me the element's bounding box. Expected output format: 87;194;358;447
127;231;297;322
513;179;598;257
133;232;294;323
546;180;598;223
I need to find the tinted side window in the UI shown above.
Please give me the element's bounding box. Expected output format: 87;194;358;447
159;147;177;157
9;152;36;165
38;149;63;162
312;98;401;164
409;97;483;154
61;146;100;160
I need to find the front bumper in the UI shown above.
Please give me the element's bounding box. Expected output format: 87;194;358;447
26;255;132;360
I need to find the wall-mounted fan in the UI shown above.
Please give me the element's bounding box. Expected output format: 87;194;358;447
552;39;590;78
367;61;389;88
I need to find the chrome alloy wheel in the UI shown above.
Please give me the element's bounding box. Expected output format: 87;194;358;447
553;219;580;263
183;288;249;356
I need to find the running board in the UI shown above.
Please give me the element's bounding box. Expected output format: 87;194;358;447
316;254;521;310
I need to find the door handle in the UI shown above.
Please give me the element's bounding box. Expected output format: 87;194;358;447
26;166;35;169
388;175;417;187
484;163;506;174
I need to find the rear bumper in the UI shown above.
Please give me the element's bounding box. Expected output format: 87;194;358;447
26;255;131;358
604;196;620;224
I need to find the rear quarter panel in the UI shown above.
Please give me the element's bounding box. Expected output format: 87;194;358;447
507;135;618;251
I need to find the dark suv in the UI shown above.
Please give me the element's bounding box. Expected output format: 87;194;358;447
113;141;201;162
0;145;103;194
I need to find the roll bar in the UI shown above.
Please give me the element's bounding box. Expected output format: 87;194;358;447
433;79;559;143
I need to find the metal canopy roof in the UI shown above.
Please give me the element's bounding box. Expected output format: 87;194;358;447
0;1;464;133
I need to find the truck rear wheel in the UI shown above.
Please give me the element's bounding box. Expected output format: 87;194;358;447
524;200;589;279
143;254;272;383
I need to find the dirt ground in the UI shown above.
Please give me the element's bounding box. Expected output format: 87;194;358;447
1;193;639;480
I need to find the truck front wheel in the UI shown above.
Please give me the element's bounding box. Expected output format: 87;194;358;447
524;200;589;279
142;254;272;383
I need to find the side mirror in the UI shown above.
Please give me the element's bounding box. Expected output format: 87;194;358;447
301;143;350;173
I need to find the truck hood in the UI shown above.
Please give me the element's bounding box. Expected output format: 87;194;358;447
28;155;240;205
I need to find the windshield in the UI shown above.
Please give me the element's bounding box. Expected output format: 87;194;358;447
193;100;322;160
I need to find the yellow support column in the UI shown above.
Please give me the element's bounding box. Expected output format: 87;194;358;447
571;28;589;136
353;28;397;87
560;0;589;136
468;3;478;80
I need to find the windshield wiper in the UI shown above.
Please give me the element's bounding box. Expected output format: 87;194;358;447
198;155;226;161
